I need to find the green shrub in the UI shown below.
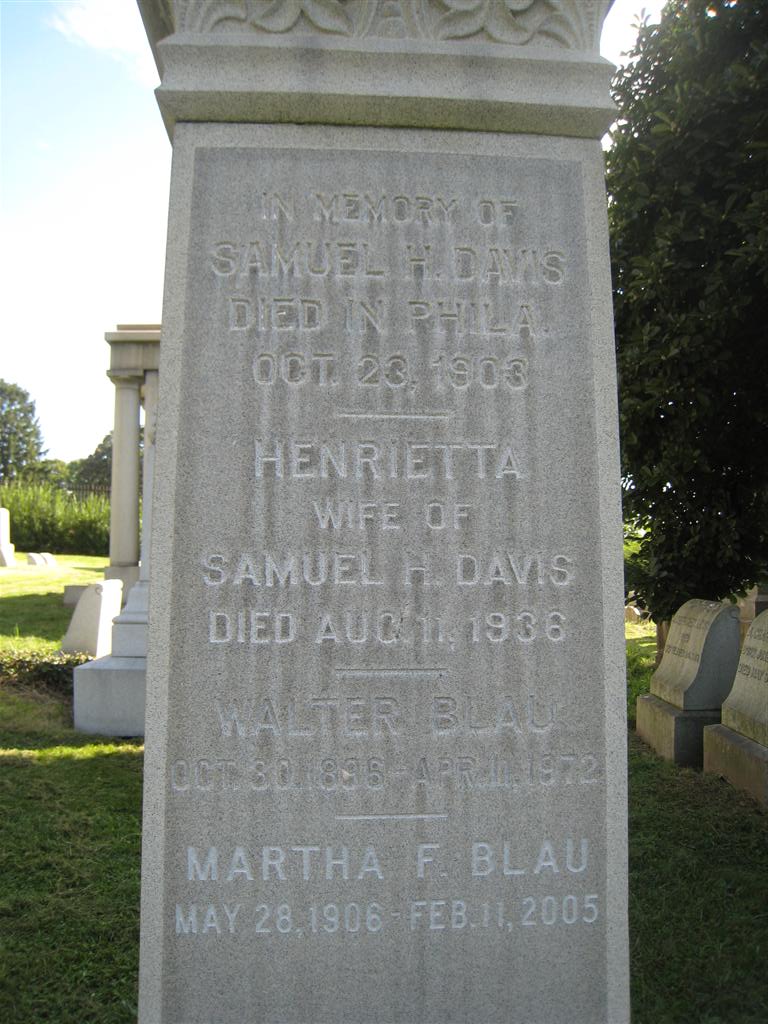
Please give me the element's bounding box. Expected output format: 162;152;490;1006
0;650;89;696
0;483;110;555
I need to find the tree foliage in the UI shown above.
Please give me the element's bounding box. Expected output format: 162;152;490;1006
68;433;113;492
607;0;768;621
20;459;70;488
0;380;45;484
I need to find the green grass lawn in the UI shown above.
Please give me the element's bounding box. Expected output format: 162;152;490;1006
0;554;108;655
626;620;656;726
0;567;766;1023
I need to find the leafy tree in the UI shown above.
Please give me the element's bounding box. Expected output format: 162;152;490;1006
68;433;113;492
0;380;45;483
67;429;144;494
21;458;70;488
607;0;768;621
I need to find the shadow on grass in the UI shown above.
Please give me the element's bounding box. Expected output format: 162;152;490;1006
631;635;655;653
0;743;142;1024
66;563;106;577
628;731;768;1024
0;685;142;751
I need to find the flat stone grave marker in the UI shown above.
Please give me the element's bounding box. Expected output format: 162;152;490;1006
637;598;741;767
137;2;628;1022
704;609;768;805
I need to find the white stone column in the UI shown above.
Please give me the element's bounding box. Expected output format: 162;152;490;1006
111;369;158;657
139;369;158;577
74;326;160;738
106;372;142;591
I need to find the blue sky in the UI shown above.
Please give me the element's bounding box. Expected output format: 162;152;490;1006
0;0;665;463
1;0;169;462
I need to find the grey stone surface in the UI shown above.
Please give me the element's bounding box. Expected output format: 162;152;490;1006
703;609;768;805
636;695;720;770
26;553;46;566
73;656;146;736
0;507;15;566
62;579;123;657
138;122;628;1024
650;599;741;711
139;0;616;141
721;609;768;746
703;724;768;808
63;584;87;608
104;563;140;596
104;324;160;602
637;599;741;769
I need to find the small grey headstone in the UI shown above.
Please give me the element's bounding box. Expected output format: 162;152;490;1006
704;610;768;805
651;599;741;710
722;610;768;745
637;599;741;767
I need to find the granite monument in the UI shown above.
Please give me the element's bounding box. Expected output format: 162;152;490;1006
137;2;628;1021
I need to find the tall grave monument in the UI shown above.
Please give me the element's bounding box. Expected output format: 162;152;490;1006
137;2;628;1021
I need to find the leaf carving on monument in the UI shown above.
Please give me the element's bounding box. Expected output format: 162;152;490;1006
173;0;354;34
361;1;426;39
173;0;250;33
170;0;607;48
246;0;354;35
432;0;607;51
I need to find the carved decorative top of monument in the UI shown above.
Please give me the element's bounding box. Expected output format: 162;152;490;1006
138;0;616;138
162;0;607;52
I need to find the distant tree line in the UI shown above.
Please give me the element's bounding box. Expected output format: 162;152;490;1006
0;378;141;496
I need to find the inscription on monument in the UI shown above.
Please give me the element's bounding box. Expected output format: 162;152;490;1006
150;132;615;1022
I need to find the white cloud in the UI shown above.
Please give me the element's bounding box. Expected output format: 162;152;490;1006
47;0;159;87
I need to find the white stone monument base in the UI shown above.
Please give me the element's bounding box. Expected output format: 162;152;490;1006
636;694;720;768
0;544;15;567
73;657;146;736
703;724;768;807
105;564;140;599
110;580;149;657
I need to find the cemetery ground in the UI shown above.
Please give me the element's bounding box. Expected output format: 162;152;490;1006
0;568;765;1024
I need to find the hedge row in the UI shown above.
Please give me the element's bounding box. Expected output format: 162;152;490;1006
0;483;110;555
